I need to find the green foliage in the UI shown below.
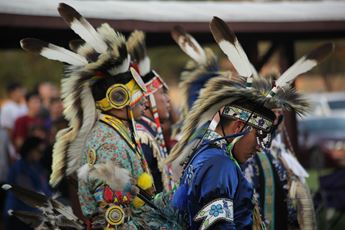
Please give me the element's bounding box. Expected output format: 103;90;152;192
0;50;63;96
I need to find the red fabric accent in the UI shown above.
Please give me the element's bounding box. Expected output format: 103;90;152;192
12;115;46;150
130;62;141;75
145;77;162;95
95;71;105;77
115;191;123;202
125;192;131;204
103;185;114;203
85;219;92;230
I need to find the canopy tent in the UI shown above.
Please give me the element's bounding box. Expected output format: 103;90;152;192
1;0;345;48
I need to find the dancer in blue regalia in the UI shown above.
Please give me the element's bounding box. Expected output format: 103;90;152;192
167;16;333;230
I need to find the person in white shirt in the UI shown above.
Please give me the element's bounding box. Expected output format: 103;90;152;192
1;82;27;134
0;82;27;161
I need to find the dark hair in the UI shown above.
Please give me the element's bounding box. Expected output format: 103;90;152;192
6;81;23;93
91;71;133;101
19;137;44;159
25;91;40;102
49;97;62;105
219;112;235;128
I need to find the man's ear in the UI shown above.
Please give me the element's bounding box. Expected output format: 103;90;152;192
233;120;245;133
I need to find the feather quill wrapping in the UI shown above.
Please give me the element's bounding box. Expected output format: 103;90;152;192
171;25;207;65
210;17;254;79
20;38;87;66
58;3;107;54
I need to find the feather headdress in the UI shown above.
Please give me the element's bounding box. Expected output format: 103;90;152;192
171;25;220;114
210;16;334;99
127;30;168;92
168;17;334;179
210;17;258;87
20;3;144;187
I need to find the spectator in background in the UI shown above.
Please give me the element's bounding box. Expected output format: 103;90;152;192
3;137;51;230
12;92;45;151
0;81;27;137
0;82;27;163
45;97;64;142
42;117;68;176
35;82;58;120
49;97;63;123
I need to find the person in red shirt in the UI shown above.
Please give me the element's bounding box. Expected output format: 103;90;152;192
12;92;45;151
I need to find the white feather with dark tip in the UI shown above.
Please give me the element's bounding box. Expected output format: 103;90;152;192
7;210;44;228
20;38;87;66
58;3;107;54
2;184;83;229
171;25;207;65
268;43;334;97
210;16;254;79
277;43;334;88
97;23;130;76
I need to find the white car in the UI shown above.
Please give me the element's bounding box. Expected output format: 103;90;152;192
306;92;345;117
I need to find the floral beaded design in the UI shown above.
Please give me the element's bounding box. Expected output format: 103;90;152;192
209;204;224;217
194;198;234;230
185;165;194;186
222;105;273;132
78;121;144;217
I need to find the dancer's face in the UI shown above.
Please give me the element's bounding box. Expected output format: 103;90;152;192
233;127;261;163
132;97;146;120
219;119;261;164
154;88;171;121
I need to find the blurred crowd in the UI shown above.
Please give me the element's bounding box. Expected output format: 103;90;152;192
0;81;66;229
